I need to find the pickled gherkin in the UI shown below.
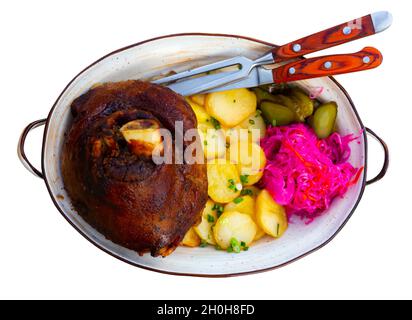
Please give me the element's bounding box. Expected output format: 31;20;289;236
310;102;338;138
254;87;315;122
288;88;314;121
260;101;295;126
269;94;301;121
253;88;278;104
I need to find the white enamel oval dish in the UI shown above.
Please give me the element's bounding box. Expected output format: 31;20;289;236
41;34;369;277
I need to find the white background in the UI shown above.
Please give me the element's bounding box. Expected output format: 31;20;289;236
1;0;411;299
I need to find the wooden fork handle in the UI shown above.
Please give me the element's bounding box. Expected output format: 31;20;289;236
272;12;391;62
272;47;382;83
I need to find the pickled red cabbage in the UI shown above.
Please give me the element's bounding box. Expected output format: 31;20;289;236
260;123;361;222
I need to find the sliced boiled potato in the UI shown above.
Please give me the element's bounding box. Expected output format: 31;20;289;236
190;94;206;106
225;127;235;142
224;195;254;216
224;195;265;241
254;228;266;241
225;112;266;143
205;88;257;127
256;189;288;238
213;211;257;250
198;122;226;160
194;199;217;245
228;142;266;186
207;160;241;203
186;98;210;123
181;227;201;247
238;143;266;186
241;186;261;198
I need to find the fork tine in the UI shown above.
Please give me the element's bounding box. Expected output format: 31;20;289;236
152;56;246;84
168;70;247;96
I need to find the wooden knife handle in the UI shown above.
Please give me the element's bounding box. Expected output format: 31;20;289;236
272;47;382;83
272;13;385;62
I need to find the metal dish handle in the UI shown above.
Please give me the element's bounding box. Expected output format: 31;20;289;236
18;119;47;179
365;127;389;185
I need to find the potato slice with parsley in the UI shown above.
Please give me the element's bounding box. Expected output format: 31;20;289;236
194;199;218;245
186;98;210;123
256;189;288;238
205;88;257;127
228;142;266;186
241;186;261;198
181;227;201;247
224;195;265;241
213;211;257;250
238;143;266;186
254;227;266;241
190;94;206;106
207;160;241;203
198;122;226;160
224;195;254;216
225;112;266;143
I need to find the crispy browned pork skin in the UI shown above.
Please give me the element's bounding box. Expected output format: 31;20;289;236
61;80;208;257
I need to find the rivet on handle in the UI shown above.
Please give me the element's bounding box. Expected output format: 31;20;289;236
342;26;352;35
324;61;332;69
292;44;301;52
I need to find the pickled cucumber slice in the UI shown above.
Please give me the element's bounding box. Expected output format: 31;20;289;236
253;88;278;104
260;101;295;126
289;88;314;121
311;102;338;138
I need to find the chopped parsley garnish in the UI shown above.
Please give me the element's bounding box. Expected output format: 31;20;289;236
212;204;224;217
229;237;241;253
199;240;208;247
271;119;277;127
225;238;248;253
210;117;221;130
233;197;244;204
228;179;238;192
276;223;280;236
203;140;208;146
240;174;249;184
207;214;215;223
255;110;262;117
240;188;253;196
249;119;255;125
240;241;249;251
